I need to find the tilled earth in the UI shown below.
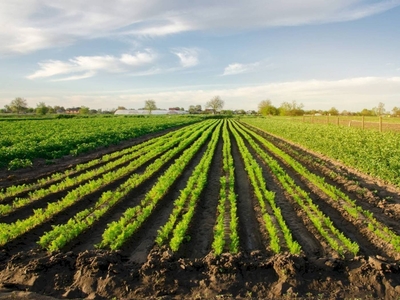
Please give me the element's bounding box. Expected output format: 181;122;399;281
0;123;399;299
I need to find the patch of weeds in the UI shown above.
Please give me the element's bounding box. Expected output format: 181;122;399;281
7;158;33;170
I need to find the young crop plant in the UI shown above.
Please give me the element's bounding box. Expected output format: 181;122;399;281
1;121;212;248
0;121;200;202
229;120;301;255
233;121;359;257
38;120;216;251
239;120;400;255
241;118;400;187
0;116;203;169
212;120;239;255
0;126;198;217
98;120;221;250
166;120;222;252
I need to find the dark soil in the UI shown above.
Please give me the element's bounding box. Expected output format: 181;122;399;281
1;122;400;299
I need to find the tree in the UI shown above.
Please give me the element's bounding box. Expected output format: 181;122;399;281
373;102;385;116
189;104;202;114
392;107;400;117
53;106;65;113
79;106;90;114
36;102;49;115
144;99;157;114
9;97;28;114
3;105;11;113
327;107;339;116
206;96;224;114
360;108;373;116
258;99;278;116
279;100;304;116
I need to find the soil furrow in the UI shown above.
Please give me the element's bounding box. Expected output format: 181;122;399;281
243;124;394;258
181;132;223;258
230;131;265;253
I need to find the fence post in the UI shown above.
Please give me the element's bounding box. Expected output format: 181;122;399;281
379;116;382;132
337;117;339;126
362;116;365;130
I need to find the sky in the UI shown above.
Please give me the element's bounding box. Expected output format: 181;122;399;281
1;0;400;112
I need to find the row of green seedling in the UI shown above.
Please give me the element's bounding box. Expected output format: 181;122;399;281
235;121;359;256
0;123;197;202
241;121;400;254
0;122;202;216
212;120;239;255
229;121;301;254
98;120;221;250
0;121;212;247
37;120;217;251
155;121;222;252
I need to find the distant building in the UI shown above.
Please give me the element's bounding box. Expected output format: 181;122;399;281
114;109;188;115
65;107;80;114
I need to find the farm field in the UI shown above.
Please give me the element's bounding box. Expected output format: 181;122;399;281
0;115;202;170
0;118;400;299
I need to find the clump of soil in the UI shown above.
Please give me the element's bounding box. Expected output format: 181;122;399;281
0;248;400;299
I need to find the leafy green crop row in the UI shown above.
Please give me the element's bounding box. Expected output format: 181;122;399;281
212;120;239;255
98;120;220;250
0;125;197;216
0;121;212;247
0;123;196;201
0;116;202;169
235;121;358;256
242;118;400;187
230;120;301;254
240;121;400;254
37;120;216;251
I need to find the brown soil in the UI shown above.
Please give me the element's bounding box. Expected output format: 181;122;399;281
0;123;400;299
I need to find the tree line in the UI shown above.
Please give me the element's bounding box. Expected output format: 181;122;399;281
3;96;399;117
258;100;400;117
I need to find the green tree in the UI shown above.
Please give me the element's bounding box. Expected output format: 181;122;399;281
206;96;224;114
279;100;304;116
189;104;202;114
392;106;400;117
79;106;90;114
258;99;278;116
144;99;157;114
373;102;385;116
9;97;28;114
328;107;339;116
36;102;49;115
360;108;374;116
3;105;11;113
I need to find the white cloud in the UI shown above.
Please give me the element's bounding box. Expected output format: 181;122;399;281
1;1;399;54
51;71;96;82
18;76;400;112
171;48;199;68
27;50;157;80
222;62;260;76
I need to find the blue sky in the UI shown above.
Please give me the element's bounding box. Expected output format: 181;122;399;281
1;1;400;112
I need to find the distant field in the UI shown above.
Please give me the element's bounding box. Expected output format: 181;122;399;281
0;115;202;169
